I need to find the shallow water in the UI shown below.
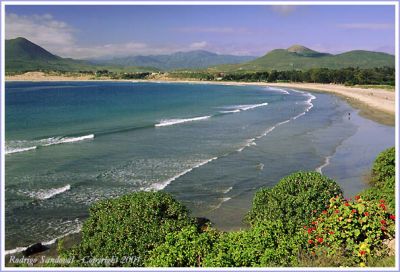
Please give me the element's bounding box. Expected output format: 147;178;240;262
4;81;394;251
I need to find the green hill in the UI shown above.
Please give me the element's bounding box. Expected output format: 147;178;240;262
211;45;395;72
5;37;158;74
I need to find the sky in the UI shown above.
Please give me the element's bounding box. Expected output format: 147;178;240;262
5;4;396;59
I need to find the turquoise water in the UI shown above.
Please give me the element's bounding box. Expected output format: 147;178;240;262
4;81;394;252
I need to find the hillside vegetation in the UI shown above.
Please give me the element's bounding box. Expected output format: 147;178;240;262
211;45;394;72
5;37;158;74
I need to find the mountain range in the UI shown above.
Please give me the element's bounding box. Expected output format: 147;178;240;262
89;51;256;70
5;38;395;73
211;45;395;72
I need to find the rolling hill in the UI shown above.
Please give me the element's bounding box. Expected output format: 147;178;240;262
6;39;395;74
5;37;158;73
89;50;256;70
211;45;395;72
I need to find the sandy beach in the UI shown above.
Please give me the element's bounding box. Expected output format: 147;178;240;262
6;72;395;125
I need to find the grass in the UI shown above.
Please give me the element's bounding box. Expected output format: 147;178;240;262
352;84;395;91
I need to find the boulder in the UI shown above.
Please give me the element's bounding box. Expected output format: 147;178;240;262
22;243;49;256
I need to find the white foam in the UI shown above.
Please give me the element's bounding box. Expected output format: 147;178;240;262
4;224;82;256
287;89;316;121
256;126;276;139
277;119;291;126
155;116;211;127
237;138;256;152
232;102;269;112
305;93;316;112
4;247;27;255
5;134;94;155
266;87;290;94
146;157;218;191
27;184;71;200
213;197;232;210
220;109;241;114
222;186;233;194
42;134;94;146
292;112;306;120
220;102;269;115
42;226;82;246
5;146;37;155
316;156;332;174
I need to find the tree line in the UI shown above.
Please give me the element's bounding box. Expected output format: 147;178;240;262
218;67;395;86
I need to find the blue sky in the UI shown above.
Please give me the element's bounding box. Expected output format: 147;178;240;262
5;5;396;59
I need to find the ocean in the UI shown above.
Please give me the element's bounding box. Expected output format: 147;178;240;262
4;81;394;253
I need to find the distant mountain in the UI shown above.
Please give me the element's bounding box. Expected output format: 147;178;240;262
90;50;256;70
6;39;394;74
5;37;157;73
211;45;395;72
5;37;92;72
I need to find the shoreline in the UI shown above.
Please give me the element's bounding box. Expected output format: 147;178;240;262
6;74;395;126
4;77;395;266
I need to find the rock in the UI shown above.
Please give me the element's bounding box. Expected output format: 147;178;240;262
22;243;49;256
195;217;211;231
383;239;395;256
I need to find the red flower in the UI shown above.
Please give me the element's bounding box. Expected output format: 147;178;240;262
381;220;386;225
322;210;327;214
335;209;339;214
390;214;395;220
313;210;317;213
308;228;313;234
380;199;385;204
312;221;317;225
329;231;334;235
351;209;357;213
381;226;386;231
303;226;307;229
364;212;369;216
308;239;313;244
344;202;350;207
360;250;366;255
317;237;324;243
380;203;386;210
355;195;360;200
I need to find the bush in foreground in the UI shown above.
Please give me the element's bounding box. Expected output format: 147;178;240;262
203;219;305;267
146;219;305;267
371;146;395;186
303;195;395;267
63;191;194;267
146;225;219;267
361;147;395;212
246;171;343;231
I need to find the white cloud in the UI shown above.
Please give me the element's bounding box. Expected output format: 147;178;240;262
189;41;208;50
5;13;76;50
337;23;393;30
5;12;259;58
270;6;297;15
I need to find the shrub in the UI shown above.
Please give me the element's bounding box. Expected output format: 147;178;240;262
246;171;343;231
303;196;395;267
203;219;305;267
360;176;395;213
63;191;193;267
146;225;219;267
361;147;395;212
371;147;395;187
